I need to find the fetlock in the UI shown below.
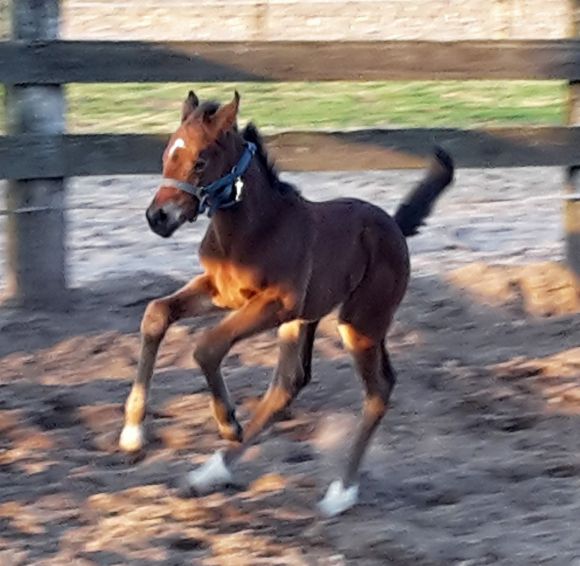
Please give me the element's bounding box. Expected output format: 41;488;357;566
217;417;243;442
210;398;243;442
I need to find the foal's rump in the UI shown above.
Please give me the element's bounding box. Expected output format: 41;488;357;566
332;146;455;339
300;147;454;323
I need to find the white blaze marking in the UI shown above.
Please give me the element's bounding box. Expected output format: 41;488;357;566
168;138;186;157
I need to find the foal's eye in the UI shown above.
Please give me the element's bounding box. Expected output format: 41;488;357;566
193;159;207;173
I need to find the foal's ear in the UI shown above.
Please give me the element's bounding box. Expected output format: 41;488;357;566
181;90;199;122
209;91;240;135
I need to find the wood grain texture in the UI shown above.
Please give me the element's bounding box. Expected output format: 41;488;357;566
564;0;580;279
4;0;68;307
2;127;580;179
1;39;579;83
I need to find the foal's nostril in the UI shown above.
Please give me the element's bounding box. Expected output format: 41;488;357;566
146;207;167;228
146;205;177;238
146;203;182;237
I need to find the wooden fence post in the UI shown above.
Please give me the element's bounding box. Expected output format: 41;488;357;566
565;0;580;282
4;0;67;308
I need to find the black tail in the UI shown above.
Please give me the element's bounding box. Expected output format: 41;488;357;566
393;147;454;238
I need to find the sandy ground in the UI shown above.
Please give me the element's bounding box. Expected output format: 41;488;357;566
1;168;580;565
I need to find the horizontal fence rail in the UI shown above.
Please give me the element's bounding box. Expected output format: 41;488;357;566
1;127;580;179
1;39;580;83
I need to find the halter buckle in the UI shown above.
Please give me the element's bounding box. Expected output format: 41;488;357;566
234;177;244;202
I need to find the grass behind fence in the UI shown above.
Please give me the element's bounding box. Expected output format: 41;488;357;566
0;81;567;134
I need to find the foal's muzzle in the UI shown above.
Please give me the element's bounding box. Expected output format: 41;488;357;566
146;202;188;238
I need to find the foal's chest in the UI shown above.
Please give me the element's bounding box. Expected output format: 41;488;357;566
202;259;262;310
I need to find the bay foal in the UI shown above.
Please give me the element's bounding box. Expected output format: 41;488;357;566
119;91;454;516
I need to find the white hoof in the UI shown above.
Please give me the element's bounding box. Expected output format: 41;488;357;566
318;480;359;517
119;424;145;453
185;451;232;495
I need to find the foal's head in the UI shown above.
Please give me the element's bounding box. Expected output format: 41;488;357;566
146;90;241;237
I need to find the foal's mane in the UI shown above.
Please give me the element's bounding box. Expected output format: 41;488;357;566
242;122;300;197
194;100;300;197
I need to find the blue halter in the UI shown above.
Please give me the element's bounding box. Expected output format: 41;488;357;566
162;141;256;217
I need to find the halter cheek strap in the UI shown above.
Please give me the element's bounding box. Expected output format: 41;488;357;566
161;141;257;218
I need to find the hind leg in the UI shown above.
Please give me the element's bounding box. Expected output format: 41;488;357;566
319;325;395;517
318;249;406;515
277;318;319;395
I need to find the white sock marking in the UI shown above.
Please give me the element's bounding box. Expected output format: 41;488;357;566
119;424;145;453
318;480;359;517
186;451;232;494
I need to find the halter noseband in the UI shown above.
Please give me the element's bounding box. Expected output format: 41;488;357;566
161;141;256;217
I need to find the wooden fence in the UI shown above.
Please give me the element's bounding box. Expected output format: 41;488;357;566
1;0;579;307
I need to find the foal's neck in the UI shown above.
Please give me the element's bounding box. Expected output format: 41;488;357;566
207;134;282;255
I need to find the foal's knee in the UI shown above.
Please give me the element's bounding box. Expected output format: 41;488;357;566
141;299;171;340
193;332;228;374
365;394;388;420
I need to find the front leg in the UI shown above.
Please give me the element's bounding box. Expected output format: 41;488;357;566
192;295;288;445
120;274;219;453
185;317;314;496
225;319;319;461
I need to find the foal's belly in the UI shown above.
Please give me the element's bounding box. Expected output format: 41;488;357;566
299;263;365;320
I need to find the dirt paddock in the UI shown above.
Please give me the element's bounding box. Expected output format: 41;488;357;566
1;168;580;565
